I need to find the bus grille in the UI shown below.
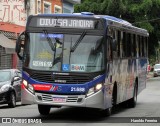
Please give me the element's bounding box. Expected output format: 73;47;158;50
41;94;80;103
30;72;92;84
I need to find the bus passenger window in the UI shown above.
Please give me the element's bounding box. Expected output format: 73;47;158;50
126;33;131;57
113;30;119;59
132;34;136;57
142;36;145;57
117;31;121;57
144;37;148;57
122;32;126;58
107;28;113;60
140;36;143;57
138;35;141;57
108;40;113;60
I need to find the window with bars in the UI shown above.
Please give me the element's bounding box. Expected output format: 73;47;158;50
43;2;51;14
54;5;62;14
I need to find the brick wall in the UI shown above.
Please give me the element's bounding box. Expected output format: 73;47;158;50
39;0;62;14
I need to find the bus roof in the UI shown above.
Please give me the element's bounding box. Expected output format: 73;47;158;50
35;12;149;36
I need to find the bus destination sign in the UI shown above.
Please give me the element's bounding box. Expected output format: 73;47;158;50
37;18;95;29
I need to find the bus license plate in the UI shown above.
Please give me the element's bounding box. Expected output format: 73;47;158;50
53;97;66;103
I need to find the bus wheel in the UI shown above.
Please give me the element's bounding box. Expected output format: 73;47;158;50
102;107;112;117
38;105;51;115
100;88;116;117
127;83;138;108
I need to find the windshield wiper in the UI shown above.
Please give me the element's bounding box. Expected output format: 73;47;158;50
43;30;55;52
43;30;63;67
70;31;86;52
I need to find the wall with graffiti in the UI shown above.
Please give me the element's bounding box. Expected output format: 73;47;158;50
0;0;26;26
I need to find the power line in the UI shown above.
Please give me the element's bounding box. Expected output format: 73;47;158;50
132;17;160;24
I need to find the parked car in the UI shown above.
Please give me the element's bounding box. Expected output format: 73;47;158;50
153;64;160;77
0;69;22;108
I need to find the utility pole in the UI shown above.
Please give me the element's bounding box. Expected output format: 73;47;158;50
25;0;30;19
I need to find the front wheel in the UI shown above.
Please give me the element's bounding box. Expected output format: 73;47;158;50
100;107;112;117
38;105;51;115
8;92;16;108
100;87;116;117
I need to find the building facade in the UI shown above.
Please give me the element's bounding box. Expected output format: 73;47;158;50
0;0;26;70
27;0;63;16
63;0;81;13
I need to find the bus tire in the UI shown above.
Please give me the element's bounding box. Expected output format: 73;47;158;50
127;83;138;108
38;105;51;115
100;84;117;117
99;107;112;117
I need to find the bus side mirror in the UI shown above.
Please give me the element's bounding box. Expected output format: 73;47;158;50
16;31;25;60
112;39;117;51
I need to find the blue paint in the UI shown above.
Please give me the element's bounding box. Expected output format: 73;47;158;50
22;71;105;94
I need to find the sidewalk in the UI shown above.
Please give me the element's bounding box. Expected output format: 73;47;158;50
147;72;153;79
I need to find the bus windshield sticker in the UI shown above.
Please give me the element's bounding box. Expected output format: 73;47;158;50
71;64;86;71
40;33;63;39
36;51;52;60
62;64;70;71
37;18;94;29
32;61;52;67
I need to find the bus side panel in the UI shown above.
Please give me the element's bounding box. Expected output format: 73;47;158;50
112;58;137;104
104;61;115;109
137;58;147;94
112;59;130;104
127;58;137;100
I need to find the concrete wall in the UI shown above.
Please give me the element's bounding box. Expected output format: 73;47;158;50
0;0;26;26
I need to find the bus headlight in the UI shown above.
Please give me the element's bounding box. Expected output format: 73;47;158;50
86;83;103;97
22;80;35;94
95;83;103;91
23;80;28;87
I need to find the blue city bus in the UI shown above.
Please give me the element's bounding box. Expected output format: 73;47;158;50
16;12;149;116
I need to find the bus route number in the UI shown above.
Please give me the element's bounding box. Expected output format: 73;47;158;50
71;87;85;92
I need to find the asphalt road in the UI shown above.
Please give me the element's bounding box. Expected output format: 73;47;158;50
0;77;160;126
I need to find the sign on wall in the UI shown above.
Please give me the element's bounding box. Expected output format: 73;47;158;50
0;0;26;26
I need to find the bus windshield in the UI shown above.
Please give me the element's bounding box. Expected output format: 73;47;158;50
24;33;105;72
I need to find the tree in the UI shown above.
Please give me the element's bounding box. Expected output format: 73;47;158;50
75;0;160;64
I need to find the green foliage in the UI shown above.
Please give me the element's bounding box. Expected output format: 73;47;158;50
149;55;156;66
75;0;160;60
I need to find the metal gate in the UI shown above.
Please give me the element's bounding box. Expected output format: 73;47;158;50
0;46;12;70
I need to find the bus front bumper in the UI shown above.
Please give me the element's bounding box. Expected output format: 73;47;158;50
21;88;105;109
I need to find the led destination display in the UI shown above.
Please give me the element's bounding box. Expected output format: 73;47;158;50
27;16;103;30
37;18;95;29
